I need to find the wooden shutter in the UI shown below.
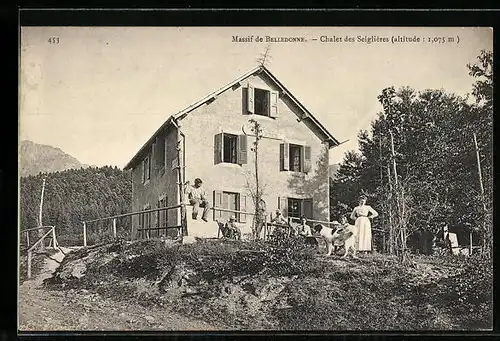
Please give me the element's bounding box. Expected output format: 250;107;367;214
239;195;247;223
156;134;165;168
302;199;313;220
146;157;150;180
237;134;248;165
164;135;168;168
142;159;146;183
214;133;223;165
151;142;156;171
303;145;312;173
222;192;230;220
269;90;279;118
213;190;223;220
247;85;255;114
280;143;289;171
278;196;288;217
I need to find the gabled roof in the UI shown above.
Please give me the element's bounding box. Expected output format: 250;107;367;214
124;65;340;170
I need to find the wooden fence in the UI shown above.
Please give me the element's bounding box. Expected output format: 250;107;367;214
22;226;58;279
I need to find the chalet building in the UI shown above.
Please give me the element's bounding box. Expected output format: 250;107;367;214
124;66;340;239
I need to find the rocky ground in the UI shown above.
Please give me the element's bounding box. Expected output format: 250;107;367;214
18;246;227;331
18;238;493;331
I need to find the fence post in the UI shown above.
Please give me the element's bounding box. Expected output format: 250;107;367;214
469;231;473;256
52;226;58;249
27;251;32;279
113;218;117;239
83;222;87;247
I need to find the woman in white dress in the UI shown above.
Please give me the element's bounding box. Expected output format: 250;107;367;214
350;195;379;254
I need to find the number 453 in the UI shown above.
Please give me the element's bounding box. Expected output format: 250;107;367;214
48;37;59;44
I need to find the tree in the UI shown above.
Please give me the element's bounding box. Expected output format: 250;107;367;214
330;150;364;219
256;43;272;68
246;118;266;240
330;56;492;259
467;49;493;257
20;166;132;246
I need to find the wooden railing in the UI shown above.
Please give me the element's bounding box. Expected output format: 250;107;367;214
82;204;183;247
21;226;58;249
25;226;58;279
81;203;394;245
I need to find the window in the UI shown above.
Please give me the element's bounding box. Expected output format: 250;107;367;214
254;88;269;116
156;134;166;171
143;156;151;183
278;197;313;220
139;204;151;237
224;191;239;221
214;133;247;165
288;198;302;218
280;143;312;173
289;144;302;172
223;134;237;163
213;190;248;223
157;197;167;237
247;85;279;118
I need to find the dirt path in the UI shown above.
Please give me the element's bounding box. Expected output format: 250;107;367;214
19;247;227;331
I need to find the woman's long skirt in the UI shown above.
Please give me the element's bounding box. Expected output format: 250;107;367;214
355;216;372;251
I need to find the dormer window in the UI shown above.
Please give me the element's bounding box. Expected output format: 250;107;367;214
247;85;279;118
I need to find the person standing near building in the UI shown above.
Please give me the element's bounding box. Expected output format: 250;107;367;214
186;178;211;222
350;195;378;254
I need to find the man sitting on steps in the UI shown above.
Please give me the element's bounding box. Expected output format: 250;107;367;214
185;178;211;222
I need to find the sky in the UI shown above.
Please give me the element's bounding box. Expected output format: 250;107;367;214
20;26;493;168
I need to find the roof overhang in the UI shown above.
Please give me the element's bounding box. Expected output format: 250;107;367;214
123;116;175;170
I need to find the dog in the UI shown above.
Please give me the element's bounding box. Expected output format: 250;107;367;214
313;223;358;258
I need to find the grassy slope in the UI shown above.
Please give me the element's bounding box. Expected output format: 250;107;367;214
44;239;493;331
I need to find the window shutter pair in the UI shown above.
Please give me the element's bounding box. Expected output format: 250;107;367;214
214;133;247;165
280;143;312;173
212;190;247;223
246;84;279;118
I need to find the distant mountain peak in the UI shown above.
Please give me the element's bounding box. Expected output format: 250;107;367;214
19;140;85;177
